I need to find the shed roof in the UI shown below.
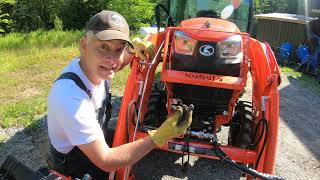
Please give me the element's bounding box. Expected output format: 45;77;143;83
254;13;316;24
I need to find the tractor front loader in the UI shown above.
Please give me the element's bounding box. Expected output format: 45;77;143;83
0;1;284;180
110;0;284;180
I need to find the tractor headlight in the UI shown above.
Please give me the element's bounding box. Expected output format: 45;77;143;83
218;35;242;58
174;31;197;56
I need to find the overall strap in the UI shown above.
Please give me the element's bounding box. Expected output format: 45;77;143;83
55;72;92;98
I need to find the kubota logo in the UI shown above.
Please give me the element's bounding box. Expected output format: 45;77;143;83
199;45;214;56
185;72;215;81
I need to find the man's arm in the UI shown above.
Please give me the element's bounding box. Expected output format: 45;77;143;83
78;136;156;172
78;105;192;172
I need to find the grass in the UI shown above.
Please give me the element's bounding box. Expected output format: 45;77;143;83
0;46;79;128
280;66;320;94
0;30;130;128
0;30;83;50
1;97;46;128
0;134;6;142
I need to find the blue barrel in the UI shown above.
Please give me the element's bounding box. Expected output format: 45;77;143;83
279;42;293;59
296;44;311;63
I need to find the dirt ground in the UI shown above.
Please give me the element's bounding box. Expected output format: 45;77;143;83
0;73;319;180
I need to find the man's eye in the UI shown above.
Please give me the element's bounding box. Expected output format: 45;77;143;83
101;45;107;50
116;48;124;53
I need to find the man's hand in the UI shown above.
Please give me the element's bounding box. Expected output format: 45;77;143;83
148;104;193;147
132;37;155;61
119;37;155;70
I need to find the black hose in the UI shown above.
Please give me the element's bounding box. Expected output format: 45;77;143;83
251;117;265;146
250;111;269;169
255;117;268;169
213;141;285;180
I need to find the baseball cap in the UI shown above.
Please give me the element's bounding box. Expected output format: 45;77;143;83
85;10;134;48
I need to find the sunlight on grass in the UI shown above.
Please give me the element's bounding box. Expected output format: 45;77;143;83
111;67;131;96
0;30;132;128
280;67;303;78
0;30;83;50
0;46;79;74
280;67;320;94
0;30;82;128
0;97;46;128
0;134;6;142
0;47;79;105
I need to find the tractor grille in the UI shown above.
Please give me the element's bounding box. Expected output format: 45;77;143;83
170;40;241;114
171;41;241;76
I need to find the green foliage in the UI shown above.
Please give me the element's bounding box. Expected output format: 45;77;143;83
59;0;107;30
108;0;156;31
0;0;15;34
0;0;304;33
54;15;63;31
13;0;61;32
255;0;298;14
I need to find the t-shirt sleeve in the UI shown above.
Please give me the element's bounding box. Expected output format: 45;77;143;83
52;83;104;146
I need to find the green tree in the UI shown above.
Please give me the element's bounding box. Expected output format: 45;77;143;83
0;0;15;34
107;0;155;31
59;0;107;30
14;0;60;32
255;0;298;14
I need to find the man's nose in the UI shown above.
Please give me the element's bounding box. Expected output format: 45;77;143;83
104;56;118;66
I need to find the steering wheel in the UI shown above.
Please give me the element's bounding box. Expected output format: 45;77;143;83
196;10;221;18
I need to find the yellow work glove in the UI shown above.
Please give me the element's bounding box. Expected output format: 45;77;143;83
148;104;193;147
132;37;155;61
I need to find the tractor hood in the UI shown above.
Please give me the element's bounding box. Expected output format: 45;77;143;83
181;18;240;33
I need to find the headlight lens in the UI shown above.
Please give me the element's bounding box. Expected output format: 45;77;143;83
218;35;242;58
174;31;197;56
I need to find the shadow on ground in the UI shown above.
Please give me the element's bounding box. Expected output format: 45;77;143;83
0;116;48;171
133;150;242;180
279;75;320;161
110;95;242;180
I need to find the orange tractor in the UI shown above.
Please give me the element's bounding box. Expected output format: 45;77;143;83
111;0;283;180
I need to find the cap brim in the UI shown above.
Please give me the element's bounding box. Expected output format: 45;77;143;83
94;30;134;49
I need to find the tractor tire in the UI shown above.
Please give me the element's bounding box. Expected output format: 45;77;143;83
143;84;168;128
228;101;253;149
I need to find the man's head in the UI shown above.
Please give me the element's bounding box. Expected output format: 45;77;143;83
79;10;133;83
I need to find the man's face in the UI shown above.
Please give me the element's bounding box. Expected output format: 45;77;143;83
81;36;126;81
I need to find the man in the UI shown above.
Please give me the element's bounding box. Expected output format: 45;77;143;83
47;10;192;179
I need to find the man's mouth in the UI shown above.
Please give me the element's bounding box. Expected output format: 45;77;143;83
100;65;115;71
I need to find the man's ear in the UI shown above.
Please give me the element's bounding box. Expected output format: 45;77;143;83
80;36;89;54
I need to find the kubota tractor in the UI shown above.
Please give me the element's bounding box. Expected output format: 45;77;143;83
110;0;283;180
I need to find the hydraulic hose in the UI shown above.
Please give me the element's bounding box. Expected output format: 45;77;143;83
255;116;268;169
213;141;285;180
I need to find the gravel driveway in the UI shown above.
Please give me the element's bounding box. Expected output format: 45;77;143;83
0;73;319;180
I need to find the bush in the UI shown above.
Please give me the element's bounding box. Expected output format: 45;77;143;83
108;0;155;31
59;0;107;30
255;0;298;14
14;0;59;32
3;0;160;32
0;0;15;34
54;16;63;31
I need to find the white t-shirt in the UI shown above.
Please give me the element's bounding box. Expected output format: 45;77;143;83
47;58;109;154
